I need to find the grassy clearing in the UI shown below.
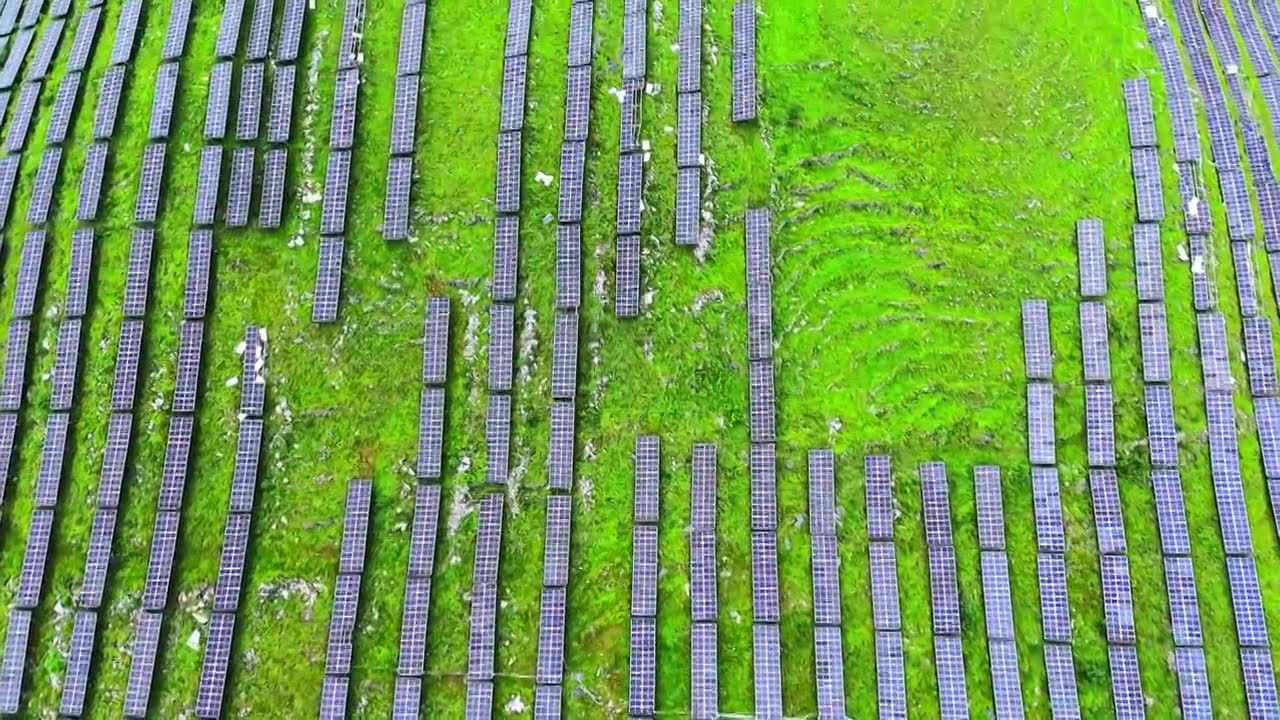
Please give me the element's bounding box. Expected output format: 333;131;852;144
0;0;1274;717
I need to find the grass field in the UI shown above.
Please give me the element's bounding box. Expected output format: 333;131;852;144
0;0;1278;717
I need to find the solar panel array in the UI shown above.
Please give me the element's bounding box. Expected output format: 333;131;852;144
1018;298;1081;717
534;7;595;702
382;0;429;239
1071;221;1146;717
1121;76;1213;717
615;0;646;316
257;0;307;228
628;436;659;718
392;297;448;715
865;455;907;719
732;0;757;122
689;444;718;719
312;0;363;322
741;207;783;717
1152;5;1280;713
917;462;969;718
318;480;372;719
193;328;268;719
805;450;843;719
674;0;702;246
972;466;1025;720
465;493;505;718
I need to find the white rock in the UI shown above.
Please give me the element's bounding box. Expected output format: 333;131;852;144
187;630;201;649
535;171;554;186
226;376;240;387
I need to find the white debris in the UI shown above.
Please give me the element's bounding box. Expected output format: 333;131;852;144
641;140;651;152
235;340;247;355
609;86;626;102
1177;243;1189;262
187;630;201;650
226;376;240;387
535;171;554;186
1192;254;1206;275
504;695;527;714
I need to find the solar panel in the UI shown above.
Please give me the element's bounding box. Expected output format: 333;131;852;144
161;0;193;58
981;551;1016;641
504;0;531;57
397;575;432;677
135;143;167;224
746;281;774;360
397;2;426;75
1257;395;1280;478
212;513;252;612
320;150;352;234
204;61;233;139
66;6;101;72
1026;382;1056;465
406;483;442;580
464;681;493;720
1020;299;1052;380
496;130;522;211
988;639;1025;720
236;62;265;141
149;62;180;139
325;573;362;675
567;1;593;67
679;0;702;93
1173;645;1212;719
27;148;62;225
267;64;297;143
1038;552;1072;643
487;302;515;392
865;454;895;541
414;388;445;479
810;533;841;625
617;151;643;235
1109;644;1145;720
16;508;54;606
312;235;344;323
972;465;1005;550
690;529;718;622
318;675;349;720
1100;554;1136;644
875;631;908;720
622;10;646;79
0;155;17;225
564;65;591;142
1244;317;1278;396
1132;223;1164;301
490;215;518;300
485;392;512;486
1123;77;1156;148
215;0;245;57
691;622;718;718
748;359;776;442
32;413;70;509
1149;470;1190;559
1188;237;1215;310
749;443;776;531
928;544;962;636
1197;313;1233;392
228;417;265;513
44;72;79;145
338;480;372;575
184;229;214;319
535;586;567;685
1084;383;1116;467
0;320;30;411
155;415;194;513
629;616;656;716
919;461;953;546
329;69;359;151
172;320;204;414
1131;147;1164;221
542;494;571;588
1227;555;1270;647
1079;301;1111;382
467;584;498;680
106;319;143;412
677;91;702;168
194;145;223;226
277;0;305;62
246;0;275;60
749;532;780;624
1144;384;1178;469
619;78;643;152
675;166;701;246
11;230;44;319
0;29;30;89
500;54;527;132
110;0;142;64
1074;218;1107;297
390;74;419;156
0;609;31;713
556;223;581;309
869;541;901;631
1242;648;1280;719
225;148;254;227
258;148;287;228
50;320;82;411
691;443;717;529
1089;469;1127;555
1221;168;1256;240
615;234;641;317
814;624;847;720
732;44;757;121
806;449;836;535
1163;555;1204;646
558;140;586;223
548;400;575;491
1233;240;1260;318
934;633;969;720
123;611;161;717
1137;303;1170;383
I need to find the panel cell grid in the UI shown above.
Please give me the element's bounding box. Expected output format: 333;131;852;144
390;74;419;155
564;65;591;142
558;140;585;222
225;148;254;228
312;236;345;324
45;72;79;146
487;302;515;392
1085;383;1116;467
615;234;641;318
676;166;701;247
1137;303;1171;383
258;148;287;228
557;223;581;309
485;394;511;484
135;143;167;224
236;62;265;141
320;150;352;235
194;146;223;227
749;443;776;532
267;64;297;143
111;320;144;411
547;400;575;491
1079;301;1111;382
973;465;1005;550
205;61;233;139
1026;382;1056;465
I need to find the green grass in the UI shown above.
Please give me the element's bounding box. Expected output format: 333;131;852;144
0;0;1276;717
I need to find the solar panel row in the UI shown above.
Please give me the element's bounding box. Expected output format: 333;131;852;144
805;450;844;717
732;0;757;122
629;436;658;716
